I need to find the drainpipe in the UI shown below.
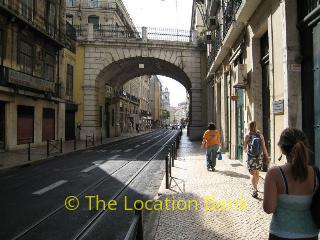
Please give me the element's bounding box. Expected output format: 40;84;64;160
270;11;276;164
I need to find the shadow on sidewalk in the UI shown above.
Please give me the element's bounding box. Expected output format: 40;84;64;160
214;170;250;180
150;192;235;240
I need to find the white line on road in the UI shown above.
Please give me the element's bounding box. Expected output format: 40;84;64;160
32;180;68;195
134;145;140;148
81;165;98;173
111;150;122;153
80;161;105;173
110;154;120;159
142;142;147;145
124;149;133;153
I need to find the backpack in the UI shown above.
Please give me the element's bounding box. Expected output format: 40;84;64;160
248;133;262;157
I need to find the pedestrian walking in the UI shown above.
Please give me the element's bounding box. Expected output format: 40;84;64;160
201;123;221;171
263;128;319;240
244;121;270;198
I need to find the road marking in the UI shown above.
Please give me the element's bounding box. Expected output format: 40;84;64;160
111;150;122;153
110;154;120;159
142;142;147;145
33;180;68;195
81;165;98;173
97;150;107;153
80;160;105;173
85;150;94;153
124;149;133;153
134;145;140;148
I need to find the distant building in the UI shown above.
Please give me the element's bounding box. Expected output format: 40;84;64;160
150;76;162;127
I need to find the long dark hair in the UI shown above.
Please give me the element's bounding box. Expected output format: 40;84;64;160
278;128;310;182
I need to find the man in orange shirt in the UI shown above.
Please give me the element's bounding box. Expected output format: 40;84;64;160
201;123;221;171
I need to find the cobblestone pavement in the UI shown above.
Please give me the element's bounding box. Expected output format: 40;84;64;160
147;131;272;240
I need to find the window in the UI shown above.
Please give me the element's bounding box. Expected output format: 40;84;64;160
66;14;73;25
19;40;33;74
66;64;73;96
66;0;74;7
89;0;99;8
44;53;54;82
20;0;34;21
46;1;56;36
88;15;100;30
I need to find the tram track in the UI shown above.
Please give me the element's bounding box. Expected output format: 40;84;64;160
9;130;179;240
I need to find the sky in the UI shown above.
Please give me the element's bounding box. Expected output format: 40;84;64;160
122;0;193;107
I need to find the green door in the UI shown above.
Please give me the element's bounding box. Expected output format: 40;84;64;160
236;89;245;161
314;23;320;167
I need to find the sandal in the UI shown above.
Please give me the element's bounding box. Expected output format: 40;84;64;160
252;190;258;198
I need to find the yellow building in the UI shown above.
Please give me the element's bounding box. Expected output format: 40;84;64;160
0;0;73;150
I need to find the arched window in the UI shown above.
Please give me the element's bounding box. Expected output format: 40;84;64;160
88;15;99;30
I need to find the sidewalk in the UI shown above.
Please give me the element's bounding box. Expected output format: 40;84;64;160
146;131;272;240
0;130;154;171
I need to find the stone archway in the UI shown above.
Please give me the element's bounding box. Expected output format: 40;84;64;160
80;41;206;140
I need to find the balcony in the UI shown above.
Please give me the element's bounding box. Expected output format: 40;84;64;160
0;0;65;47
67;1;133;31
223;0;243;38
113;89;140;105
65;22;77;52
207;0;265;74
0;66;57;95
298;0;320;22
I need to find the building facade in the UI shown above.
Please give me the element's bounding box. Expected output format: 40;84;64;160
298;0;320;167
66;0;158;138
200;0;303;166
0;0;75;150
150;75;162;128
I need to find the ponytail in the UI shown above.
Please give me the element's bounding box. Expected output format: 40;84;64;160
291;141;309;182
278;128;311;183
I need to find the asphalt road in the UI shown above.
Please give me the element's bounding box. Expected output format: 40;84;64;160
0;129;180;240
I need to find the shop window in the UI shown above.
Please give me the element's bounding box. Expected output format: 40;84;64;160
17;105;34;144
44;53;55;82
19;40;33;74
66;64;73;96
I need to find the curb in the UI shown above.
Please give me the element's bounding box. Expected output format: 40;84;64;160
0;130;156;173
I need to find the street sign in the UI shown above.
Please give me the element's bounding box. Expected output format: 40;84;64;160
273;100;284;115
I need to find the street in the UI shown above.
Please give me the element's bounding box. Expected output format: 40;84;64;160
0;130;180;240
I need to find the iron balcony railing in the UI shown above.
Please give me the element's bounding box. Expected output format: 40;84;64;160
75;24;192;42
65;21;77;52
0;0;65;46
208;24;222;68
222;0;243;38
298;0;320;20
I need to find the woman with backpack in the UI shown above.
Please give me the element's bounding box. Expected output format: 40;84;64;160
263;128;319;239
244;121;270;198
